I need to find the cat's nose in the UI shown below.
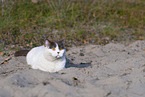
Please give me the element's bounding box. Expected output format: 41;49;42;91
57;52;59;54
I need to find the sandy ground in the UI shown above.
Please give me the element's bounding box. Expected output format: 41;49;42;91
0;40;145;97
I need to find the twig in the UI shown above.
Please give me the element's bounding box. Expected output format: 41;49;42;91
0;56;12;65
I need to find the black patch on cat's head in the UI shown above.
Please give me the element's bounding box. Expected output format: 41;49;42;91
57;39;65;49
45;40;56;49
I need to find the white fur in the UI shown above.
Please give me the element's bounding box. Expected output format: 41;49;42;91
26;44;66;72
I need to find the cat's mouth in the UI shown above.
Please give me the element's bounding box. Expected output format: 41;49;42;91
55;55;62;59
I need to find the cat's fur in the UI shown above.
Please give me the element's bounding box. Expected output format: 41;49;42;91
26;39;66;72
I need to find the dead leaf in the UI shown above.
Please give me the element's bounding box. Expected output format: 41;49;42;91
93;12;95;17
4;57;11;61
84;40;89;44
31;0;38;3
4;61;8;64
85;8;88;13
26;44;30;47
128;43;131;45
138;37;144;40
1;60;8;64
52;12;54;16
143;49;145;51
0;51;4;55
0;57;11;65
30;42;33;45
0;61;4;64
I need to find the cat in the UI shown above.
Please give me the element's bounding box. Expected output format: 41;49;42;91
15;39;66;72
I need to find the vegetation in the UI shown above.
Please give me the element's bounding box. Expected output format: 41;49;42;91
0;0;145;49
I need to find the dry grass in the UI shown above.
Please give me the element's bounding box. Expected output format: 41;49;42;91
0;0;145;50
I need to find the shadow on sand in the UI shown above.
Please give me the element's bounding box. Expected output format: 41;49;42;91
65;58;92;68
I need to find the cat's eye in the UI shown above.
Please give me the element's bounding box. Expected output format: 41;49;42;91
60;49;63;50
52;48;55;51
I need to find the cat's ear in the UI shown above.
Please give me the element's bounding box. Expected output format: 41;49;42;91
44;40;51;47
59;39;65;44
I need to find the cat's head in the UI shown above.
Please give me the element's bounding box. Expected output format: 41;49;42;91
44;39;65;59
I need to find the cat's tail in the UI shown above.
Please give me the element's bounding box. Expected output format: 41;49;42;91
14;50;29;57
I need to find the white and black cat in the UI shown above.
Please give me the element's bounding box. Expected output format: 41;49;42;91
15;39;66;72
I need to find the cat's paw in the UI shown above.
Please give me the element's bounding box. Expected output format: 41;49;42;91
31;65;38;69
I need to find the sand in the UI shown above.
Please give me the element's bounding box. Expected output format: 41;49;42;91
0;40;145;97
